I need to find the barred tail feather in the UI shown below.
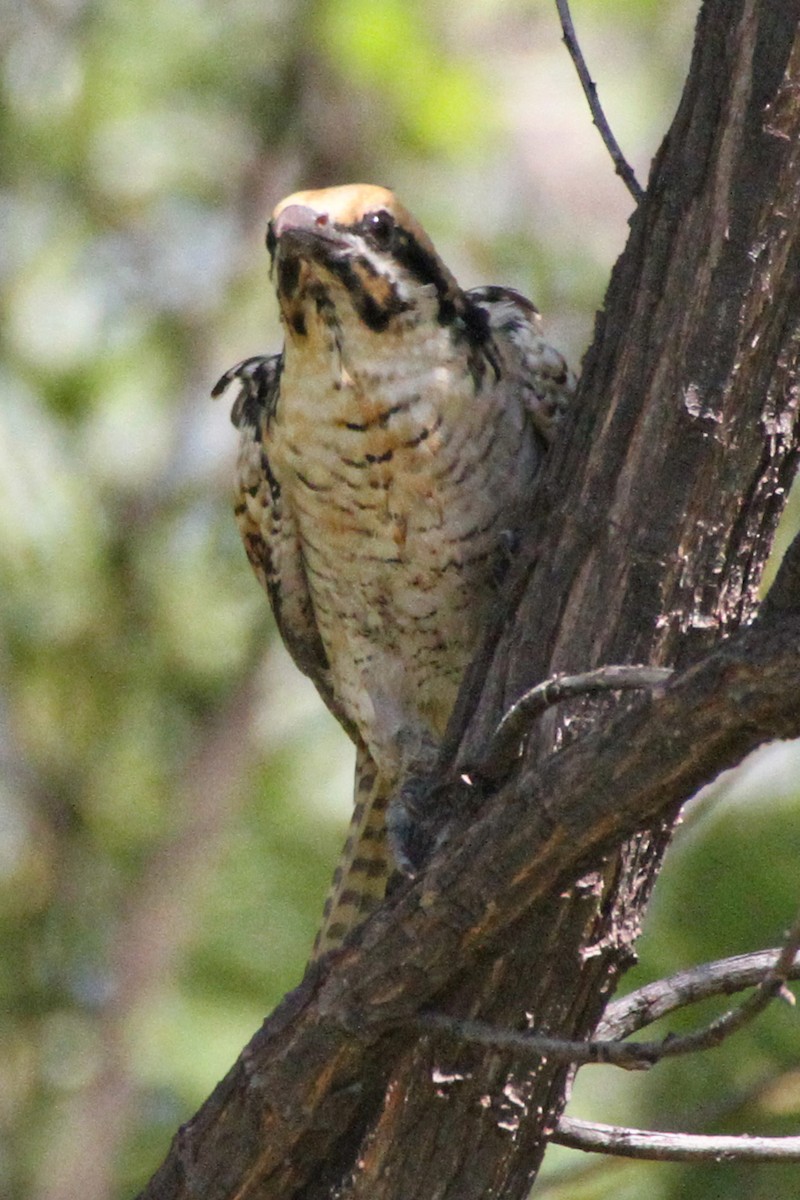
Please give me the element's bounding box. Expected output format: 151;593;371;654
311;743;392;960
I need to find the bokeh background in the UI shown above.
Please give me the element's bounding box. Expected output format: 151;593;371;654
2;1;799;1197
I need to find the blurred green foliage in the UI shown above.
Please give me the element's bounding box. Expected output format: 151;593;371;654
1;1;798;1197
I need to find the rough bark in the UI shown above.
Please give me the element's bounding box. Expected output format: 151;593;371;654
138;2;800;1197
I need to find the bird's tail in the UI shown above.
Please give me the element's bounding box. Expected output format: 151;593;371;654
311;742;392;960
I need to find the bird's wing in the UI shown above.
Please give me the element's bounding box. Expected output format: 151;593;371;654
466;285;576;440
214;354;358;741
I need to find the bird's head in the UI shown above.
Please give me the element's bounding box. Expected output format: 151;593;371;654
267;184;464;342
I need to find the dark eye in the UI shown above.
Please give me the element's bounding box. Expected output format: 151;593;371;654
363;209;395;248
265;220;277;258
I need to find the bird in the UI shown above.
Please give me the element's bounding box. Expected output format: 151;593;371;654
213;184;575;959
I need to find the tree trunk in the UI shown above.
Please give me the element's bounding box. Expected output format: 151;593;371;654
138;3;800;1197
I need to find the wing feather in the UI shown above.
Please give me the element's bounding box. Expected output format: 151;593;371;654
215;355;358;741
466;285;576;439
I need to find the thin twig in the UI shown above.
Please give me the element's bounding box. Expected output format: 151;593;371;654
636;909;800;1061
553;1118;800;1162
555;0;645;202
601;947;800;1039
415;1011;655;1070
479;665;672;783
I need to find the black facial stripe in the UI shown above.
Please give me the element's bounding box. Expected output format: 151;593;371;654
379;225;475;334
390;228;453;306
358;288;406;332
277;255;300;298
339;218;458;327
328;256;410;332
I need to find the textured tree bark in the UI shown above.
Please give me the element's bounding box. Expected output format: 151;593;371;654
138;2;800;1197
137;623;800;1199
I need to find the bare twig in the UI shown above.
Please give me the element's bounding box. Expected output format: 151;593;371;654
478;665;673;783
630;909;800;1060
413;912;800;1071
555;0;645;202
414;1011;655;1070
601;947;800;1039
554;1118;800;1162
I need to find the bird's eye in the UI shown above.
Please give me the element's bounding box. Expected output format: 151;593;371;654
363;209;395;248
266;221;277;258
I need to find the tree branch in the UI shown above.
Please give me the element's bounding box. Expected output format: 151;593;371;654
479;664;673;783
602;942;800;1039
555;0;644;201
137;618;800;1200
411;919;800;1070
554;1119;800;1163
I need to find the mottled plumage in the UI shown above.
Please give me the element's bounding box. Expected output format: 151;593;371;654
214;184;575;958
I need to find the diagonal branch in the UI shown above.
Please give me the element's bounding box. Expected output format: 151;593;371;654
137;615;800;1200
555;0;644;201
330;621;800;1025
602;941;800;1039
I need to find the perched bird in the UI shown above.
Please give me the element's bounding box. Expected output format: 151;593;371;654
214;184;574;959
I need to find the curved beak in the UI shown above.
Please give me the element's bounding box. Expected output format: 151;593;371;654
273;205;348;253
